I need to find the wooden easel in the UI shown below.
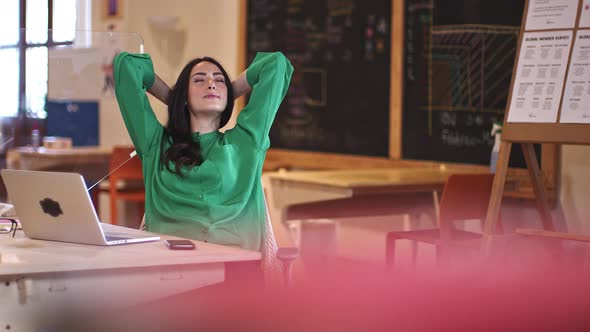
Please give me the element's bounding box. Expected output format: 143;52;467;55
482;0;590;251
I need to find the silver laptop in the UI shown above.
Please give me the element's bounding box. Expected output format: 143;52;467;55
1;169;160;245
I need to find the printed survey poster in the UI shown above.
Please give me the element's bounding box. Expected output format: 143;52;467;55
560;31;590;123
508;31;573;123
579;1;590;27
525;0;578;30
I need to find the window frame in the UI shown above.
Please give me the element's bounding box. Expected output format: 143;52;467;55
0;0;77;148
2;0;76;118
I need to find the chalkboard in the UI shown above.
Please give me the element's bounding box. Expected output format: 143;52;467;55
403;0;540;166
247;0;391;157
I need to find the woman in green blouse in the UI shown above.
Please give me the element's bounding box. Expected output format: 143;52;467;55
113;52;293;251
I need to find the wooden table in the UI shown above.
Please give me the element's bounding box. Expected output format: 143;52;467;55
3;146;114;208
6;146;112;183
268;165;490;194
264;165;488;237
266;165;491;223
0;224;260;331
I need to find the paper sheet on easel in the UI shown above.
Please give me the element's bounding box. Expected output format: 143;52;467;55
559;30;590;123
507;31;573;123
525;0;577;30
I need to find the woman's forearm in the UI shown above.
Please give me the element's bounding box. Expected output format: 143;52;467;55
232;70;252;100
148;74;171;105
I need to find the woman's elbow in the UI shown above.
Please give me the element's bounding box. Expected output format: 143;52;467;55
273;52;291;68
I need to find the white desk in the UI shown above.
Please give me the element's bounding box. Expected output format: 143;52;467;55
0;224;260;331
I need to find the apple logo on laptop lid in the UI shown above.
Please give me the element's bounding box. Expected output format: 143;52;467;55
39;198;63;217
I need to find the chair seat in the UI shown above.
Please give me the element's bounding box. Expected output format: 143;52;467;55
387;229;482;245
383;174;496;271
115;192;145;201
276;247;299;261
99;179;144;191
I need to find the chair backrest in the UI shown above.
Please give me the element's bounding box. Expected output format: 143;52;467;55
110;146;143;181
438;173;495;240
260;187;284;286
109;146;144;226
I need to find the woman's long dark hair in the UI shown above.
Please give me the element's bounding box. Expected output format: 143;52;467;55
161;57;234;175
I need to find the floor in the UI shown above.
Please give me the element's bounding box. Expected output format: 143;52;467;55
260;174;587;280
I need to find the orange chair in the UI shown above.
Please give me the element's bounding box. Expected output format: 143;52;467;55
385;173;501;270
108;146;145;226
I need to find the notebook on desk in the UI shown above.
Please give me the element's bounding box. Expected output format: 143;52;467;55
1;169;160;245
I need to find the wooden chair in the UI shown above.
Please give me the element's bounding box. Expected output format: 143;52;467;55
385;173;500;270
108;146;145;226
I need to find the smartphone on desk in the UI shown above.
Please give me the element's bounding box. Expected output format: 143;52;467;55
165;239;196;250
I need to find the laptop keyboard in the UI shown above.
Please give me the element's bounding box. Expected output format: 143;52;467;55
100;223;159;243
105;235;130;241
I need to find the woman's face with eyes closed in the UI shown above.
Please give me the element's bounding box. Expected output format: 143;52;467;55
187;61;228;114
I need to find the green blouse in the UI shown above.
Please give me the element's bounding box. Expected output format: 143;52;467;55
113;51;293;251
